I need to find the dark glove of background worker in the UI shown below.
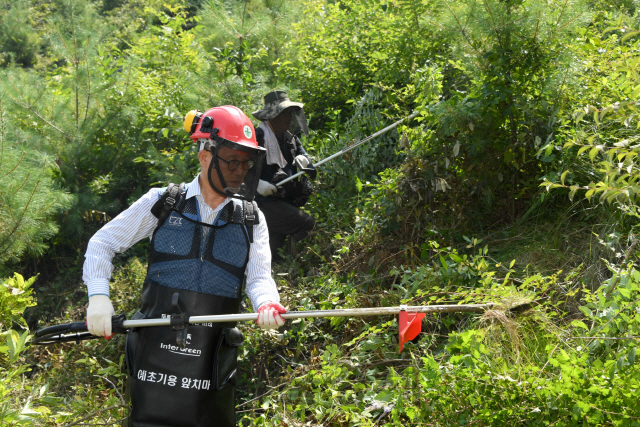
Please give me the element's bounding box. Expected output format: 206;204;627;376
256;302;286;329
87;295;115;338
257;179;278;196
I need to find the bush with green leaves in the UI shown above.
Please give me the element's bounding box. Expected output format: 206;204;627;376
0;0;41;68
0;266;139;425
293;0;442;123
406;0;588;227
1;273;39;424
2;0;640;425
541;18;640;227
239;256;640;426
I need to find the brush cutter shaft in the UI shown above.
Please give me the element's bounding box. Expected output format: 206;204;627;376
121;303;494;328
33;302;498;345
275;111;419;187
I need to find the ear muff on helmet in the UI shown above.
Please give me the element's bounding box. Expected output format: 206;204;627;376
200;116;215;134
183;110;202;135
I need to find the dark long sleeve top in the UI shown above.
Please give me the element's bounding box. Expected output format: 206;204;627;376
256;130;315;205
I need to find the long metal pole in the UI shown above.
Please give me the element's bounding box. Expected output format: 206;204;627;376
120;303;493;328
275;111;419;187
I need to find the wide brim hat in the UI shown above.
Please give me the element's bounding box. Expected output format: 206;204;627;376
252;90;304;121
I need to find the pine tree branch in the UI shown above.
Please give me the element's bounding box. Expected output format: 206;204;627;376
0;100;5;171
551;0;569;37
124;62;133;96
442;0;482;56
83;38;92;127
10;172;31;198
34;192;65;216
546;12;585;43
2;74;69;138
71;5;80;130
49;18;81;129
0;178;40;259
498;16;527;36
422;18;445;30
13;100;68;138
545;0;584;44
481;0;505;53
532;10;541;42
50;21;74;61
3;151;25;178
51;91;56;126
464;0;478;31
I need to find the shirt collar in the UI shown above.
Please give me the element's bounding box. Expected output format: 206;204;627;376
185;174;203;199
187;173;239;211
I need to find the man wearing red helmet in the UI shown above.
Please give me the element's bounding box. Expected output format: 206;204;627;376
83;106;286;426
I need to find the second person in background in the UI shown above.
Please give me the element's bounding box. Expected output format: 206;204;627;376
253;90;317;263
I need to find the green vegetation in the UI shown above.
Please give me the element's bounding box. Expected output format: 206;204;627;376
1;0;640;425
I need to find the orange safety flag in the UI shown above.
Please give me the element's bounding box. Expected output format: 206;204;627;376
398;310;426;353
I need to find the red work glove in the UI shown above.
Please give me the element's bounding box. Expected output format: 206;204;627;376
256;302;286;329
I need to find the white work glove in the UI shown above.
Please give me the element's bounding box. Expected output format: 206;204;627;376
256;302;286;329
257;179;278;196
87;295;115;338
294;155;310;169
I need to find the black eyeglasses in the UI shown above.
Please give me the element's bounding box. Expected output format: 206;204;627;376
217;155;255;171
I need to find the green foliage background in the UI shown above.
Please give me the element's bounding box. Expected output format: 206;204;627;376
1;0;640;425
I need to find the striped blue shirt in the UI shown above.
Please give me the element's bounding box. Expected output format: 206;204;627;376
83;174;280;310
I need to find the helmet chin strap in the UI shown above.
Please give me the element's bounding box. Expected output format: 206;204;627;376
207;156;233;198
202;128;265;202
206;130;240;198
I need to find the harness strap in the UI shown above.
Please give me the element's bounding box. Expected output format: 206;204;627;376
284;130;297;159
243;200;259;244
151;182;186;226
152;182;257;244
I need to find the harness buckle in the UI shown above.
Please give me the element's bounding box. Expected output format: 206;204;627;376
170;293;190;348
111;313;127;335
164;196;176;211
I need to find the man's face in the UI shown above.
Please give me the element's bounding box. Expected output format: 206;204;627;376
270;107;294;135
200;145;250;192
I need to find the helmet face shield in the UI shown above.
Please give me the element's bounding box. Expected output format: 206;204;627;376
206;137;266;201
186;105;265;201
290;107;309;137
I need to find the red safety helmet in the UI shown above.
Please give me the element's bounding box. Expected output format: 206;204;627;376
186;106;260;150
183;106;266;201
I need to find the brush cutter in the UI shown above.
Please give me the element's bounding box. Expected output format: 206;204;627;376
275;111;420;187
33;301;535;353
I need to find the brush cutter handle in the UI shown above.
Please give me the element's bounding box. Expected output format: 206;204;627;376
34;321;88;336
33;314;128;345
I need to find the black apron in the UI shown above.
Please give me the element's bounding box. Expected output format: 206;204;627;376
125;282;243;427
125;198;251;427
